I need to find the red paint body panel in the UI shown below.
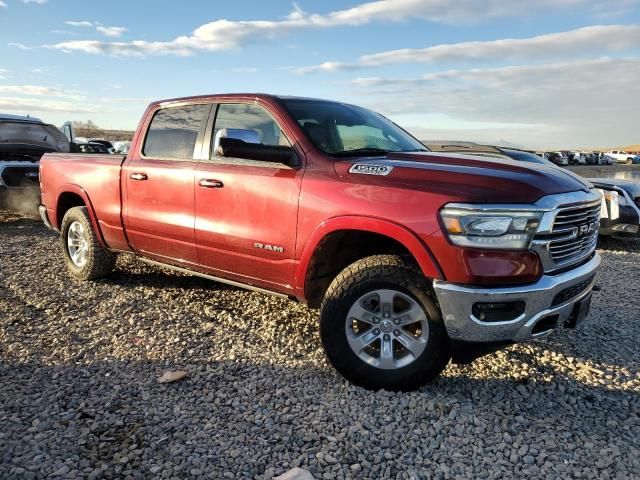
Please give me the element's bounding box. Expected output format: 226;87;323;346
39;93;589;302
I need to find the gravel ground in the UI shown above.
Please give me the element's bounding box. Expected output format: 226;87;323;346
1;210;639;479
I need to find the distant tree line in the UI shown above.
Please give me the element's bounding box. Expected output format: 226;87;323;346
72;120;134;141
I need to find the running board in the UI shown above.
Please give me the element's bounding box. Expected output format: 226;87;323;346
138;257;290;299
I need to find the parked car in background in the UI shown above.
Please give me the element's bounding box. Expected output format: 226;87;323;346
39;94;602;391
606;150;636;165
545;151;568;166
89;139;116;154
115;141;131;155
0;113;70;209
77;142;110;154
587;179;640;236
427;143;640;238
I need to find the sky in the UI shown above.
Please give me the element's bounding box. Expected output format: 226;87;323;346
1;0;639;149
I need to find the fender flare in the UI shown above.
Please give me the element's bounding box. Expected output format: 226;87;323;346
54;184;108;248
293;215;443;300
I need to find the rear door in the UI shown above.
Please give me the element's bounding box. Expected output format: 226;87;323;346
194;102;304;291
123;103;211;265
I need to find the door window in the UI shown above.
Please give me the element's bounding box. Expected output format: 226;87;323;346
212;103;290;158
143;104;210;159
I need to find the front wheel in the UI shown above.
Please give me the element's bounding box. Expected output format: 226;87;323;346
319;255;451;391
60;206;116;281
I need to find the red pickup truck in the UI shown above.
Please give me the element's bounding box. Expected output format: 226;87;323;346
39;94;601;391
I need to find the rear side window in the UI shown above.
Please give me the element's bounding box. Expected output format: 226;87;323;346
143;104;210;159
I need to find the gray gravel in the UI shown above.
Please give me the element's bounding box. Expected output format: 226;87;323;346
1;211;639;479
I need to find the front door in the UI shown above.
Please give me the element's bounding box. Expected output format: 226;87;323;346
123;103;211;265
194;102;304;291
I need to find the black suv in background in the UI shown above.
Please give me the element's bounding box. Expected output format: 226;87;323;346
0;114;70;210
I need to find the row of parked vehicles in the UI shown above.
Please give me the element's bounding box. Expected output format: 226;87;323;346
544;150;640;166
1;100;639;390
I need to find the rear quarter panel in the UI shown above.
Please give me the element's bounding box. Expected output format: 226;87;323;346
40;153;129;250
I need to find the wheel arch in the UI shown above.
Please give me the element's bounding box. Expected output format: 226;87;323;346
54;185;107;248
294;216;443;307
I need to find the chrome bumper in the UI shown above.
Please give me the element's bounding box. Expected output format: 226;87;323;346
433;253;601;343
38;204;55;230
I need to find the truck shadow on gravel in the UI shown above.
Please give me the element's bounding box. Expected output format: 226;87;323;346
1;356;638;478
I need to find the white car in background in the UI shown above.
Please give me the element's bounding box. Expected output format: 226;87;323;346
606;150;636;165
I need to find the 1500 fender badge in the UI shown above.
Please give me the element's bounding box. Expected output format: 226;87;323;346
349;164;394;176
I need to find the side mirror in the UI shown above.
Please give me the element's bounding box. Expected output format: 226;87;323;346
213;128;260;154
216;137;295;165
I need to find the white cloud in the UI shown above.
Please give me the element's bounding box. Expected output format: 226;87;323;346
353;58;640;148
22;0;48;4
0;1;7;8
8;42;32;50
230;67;259;73
63;20;127;38
51;30;79;36
96;26;127;37
45;0;639;57
0;85;64;95
298;25;640;73
0;97;98;114
65;20;93;27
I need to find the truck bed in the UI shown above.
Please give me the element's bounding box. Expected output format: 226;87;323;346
40;153;129;250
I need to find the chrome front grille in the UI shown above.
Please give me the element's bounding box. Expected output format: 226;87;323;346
532;193;602;273
549;202;600;264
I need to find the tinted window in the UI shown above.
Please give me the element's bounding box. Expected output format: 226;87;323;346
281;99;426;155
143;104;209;159
212;103;290;155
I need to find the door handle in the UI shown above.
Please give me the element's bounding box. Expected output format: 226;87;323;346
199;179;224;188
129;173;148;181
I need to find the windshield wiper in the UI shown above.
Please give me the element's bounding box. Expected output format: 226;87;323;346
333;148;390;157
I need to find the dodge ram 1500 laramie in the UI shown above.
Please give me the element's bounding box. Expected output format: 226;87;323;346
39;94;601;391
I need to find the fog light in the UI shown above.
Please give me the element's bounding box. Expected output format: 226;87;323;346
472;301;526;322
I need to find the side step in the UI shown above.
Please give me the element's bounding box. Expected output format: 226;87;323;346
138;257;290;299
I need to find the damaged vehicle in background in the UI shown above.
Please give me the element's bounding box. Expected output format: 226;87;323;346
587;179;640;236
0;114;70;211
427;143;640;238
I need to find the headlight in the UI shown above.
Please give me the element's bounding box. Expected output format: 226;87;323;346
440;206;543;249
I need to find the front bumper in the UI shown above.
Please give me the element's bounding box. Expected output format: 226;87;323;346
38;204;55;230
433;252;600;343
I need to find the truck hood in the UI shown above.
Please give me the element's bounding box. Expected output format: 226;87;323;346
335;151;593;204
0;121;69;161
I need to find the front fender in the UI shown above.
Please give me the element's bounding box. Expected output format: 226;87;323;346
293;215;443;300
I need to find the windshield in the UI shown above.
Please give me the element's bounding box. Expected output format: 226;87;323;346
280;99;427;156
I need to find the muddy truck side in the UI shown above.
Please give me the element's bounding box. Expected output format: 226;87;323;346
39;94;602;391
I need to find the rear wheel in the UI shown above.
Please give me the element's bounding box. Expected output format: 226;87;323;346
60;206;116;280
319;255;451;391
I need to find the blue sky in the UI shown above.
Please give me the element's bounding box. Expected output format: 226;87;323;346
1;0;639;148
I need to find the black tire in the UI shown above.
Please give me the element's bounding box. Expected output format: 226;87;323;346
319;255;451;391
60;206;116;281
